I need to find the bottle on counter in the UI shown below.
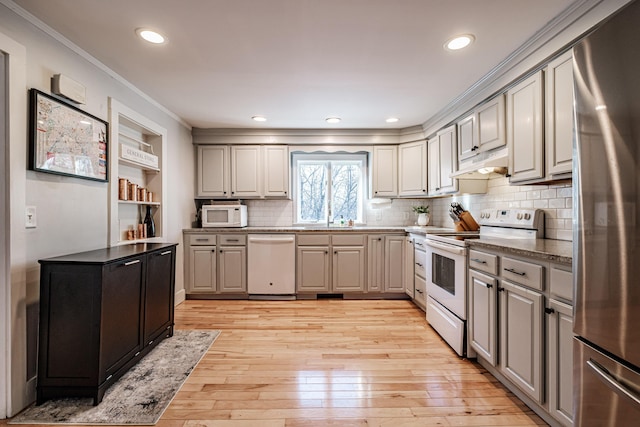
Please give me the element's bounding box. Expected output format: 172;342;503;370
144;205;156;238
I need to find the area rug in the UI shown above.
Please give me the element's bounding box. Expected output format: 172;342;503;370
10;329;220;425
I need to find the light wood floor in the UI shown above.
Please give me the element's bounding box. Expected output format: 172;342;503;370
159;299;547;427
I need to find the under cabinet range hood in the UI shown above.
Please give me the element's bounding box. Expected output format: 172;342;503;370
450;146;509;179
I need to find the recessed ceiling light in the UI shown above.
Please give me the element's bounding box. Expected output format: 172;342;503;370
386;117;399;123
325;117;341;124
444;34;475;51
252;115;267;122
136;28;166;44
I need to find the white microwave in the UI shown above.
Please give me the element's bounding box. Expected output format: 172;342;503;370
201;205;247;228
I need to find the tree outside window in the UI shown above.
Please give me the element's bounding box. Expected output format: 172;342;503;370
294;154;366;224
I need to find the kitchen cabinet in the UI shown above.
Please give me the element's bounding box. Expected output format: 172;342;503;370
507;71;545;183
457;95;506;163
108;99;166;246
398;141;428;196
37;243;177;404
500;279;544;403
468;245;575;425
384;235;404;293
297;246;331;292
371;145;398;198
197;145;289;199
218;234;247;293
263;145;289;197
412;236;427;311
404;235;415;298
428;125;457;195
296;234;331;293
184;233;247;296
231;145;262;197
367;234;404;294
547;298;574;427
468;268;498;366
333;246;366;292
197;145;229;198
545;51;574;179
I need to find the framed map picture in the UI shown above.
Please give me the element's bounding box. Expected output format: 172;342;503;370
29;89;108;182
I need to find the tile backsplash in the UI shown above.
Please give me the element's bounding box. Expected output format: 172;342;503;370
245;176;572;241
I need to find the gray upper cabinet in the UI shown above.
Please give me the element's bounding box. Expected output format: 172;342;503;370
545;51;574;179
456;95;506;164
371;145;398;198
231;145;262;198
507;70;544;183
428;125;457;195
263;145;290;198
197;145;229;198
398;141;428;197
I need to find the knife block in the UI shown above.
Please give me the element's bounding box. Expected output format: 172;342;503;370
459;211;480;231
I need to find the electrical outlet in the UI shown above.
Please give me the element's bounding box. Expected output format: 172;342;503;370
25;206;37;228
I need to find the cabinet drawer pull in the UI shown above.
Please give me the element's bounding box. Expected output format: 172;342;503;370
415;242;424;247
415;289;423;294
226;239;239;242
106;374;113;381
545;307;555;314
160;250;172;256
415;262;423;267
486;283;493;288
135;351;140;357
148;340;153;345
124;260;140;266
498;287;505;292
195;238;209;242
471;258;487;264
504;267;526;276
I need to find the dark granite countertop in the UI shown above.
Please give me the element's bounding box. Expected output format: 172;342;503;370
467;237;572;264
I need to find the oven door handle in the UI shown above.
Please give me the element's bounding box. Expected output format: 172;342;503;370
424;240;466;256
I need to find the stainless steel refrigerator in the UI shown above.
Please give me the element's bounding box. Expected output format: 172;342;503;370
573;0;640;425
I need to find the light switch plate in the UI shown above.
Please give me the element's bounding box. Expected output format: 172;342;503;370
25;206;37;228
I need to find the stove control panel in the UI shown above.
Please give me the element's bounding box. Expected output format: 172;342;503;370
479;208;544;231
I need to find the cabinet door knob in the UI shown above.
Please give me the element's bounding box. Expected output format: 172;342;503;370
220;249;223;253
545;307;555;314
498;287;505;292
486;283;493;288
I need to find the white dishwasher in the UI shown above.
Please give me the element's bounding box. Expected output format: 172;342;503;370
247;234;296;298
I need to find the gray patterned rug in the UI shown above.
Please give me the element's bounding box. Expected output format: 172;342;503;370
10;329;220;425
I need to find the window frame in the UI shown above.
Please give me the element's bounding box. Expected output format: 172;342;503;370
292;152;368;226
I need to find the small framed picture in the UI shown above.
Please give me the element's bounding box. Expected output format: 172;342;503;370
29;89;108;182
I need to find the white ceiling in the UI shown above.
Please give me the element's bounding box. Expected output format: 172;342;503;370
13;0;575;129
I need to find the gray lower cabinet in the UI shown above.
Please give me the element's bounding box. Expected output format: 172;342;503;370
468;269;498;366
333;246;365;292
500;280;544;403
547;298;574;426
297;245;330;292
467;245;574;426
404;236;415;298
184;233;247;296
367;234;405;294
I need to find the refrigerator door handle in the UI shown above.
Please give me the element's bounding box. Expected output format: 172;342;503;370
587;359;640;406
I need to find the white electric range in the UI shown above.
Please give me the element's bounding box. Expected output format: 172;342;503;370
423;208;544;357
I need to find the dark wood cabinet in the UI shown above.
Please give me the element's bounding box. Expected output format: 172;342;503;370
36;243;177;405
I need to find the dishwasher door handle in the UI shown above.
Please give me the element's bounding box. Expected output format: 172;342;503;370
248;236;295;244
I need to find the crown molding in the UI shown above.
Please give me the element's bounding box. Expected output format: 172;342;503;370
421;0;632;136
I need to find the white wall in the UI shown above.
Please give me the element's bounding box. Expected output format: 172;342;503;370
0;5;194;415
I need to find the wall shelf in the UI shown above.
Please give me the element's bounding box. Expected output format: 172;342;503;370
108;99;167;246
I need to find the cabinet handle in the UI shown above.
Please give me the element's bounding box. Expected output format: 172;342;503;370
497;287;505;292
226;239;239;242
435;187;440;191
422;189;426;192
134;351;140;357
504;267;526;276
148;340;154;345
106;374;113;381
486;283;493;288
325;251;328;254
415;262;423;267
124;260;140;266
545;307;555;314
470;258;487;264
224;191;227;194
211;249;216;253
378;238;382;241
220;249;223;253
231;191;235;195
334;251;337;254
195;238;209;242
160;250;172;256
415;289;423;294
415;242;423;247
587;359;640;406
